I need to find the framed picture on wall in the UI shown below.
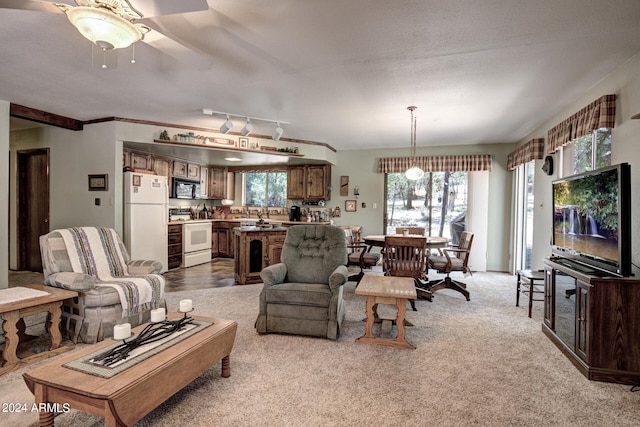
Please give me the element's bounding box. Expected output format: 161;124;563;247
239;137;249;148
88;174;108;191
345;200;357;212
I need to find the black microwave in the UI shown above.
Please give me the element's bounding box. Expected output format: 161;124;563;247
172;178;201;199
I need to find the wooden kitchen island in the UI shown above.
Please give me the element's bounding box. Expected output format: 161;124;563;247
234;227;287;285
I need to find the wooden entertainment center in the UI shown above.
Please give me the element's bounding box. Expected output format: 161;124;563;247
543;257;640;385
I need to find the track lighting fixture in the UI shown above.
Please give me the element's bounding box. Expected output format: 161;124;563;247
220;115;233;134
202;109;289;139
241;118;254;136
273;123;284;141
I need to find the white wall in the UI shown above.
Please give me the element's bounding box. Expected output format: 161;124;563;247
519;52;640;273
9;122;120;269
332;142;516;272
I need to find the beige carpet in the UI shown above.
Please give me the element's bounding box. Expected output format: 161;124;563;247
2;272;640;426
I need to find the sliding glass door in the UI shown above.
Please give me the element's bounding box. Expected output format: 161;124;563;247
384;172;468;243
512;161;534;271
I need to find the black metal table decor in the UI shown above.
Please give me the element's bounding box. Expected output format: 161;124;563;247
93;308;194;367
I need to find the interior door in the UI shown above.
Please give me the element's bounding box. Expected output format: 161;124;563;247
17;149;50;272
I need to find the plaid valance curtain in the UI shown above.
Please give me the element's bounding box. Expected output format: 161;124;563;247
507;138;545;171
547;94;616;154
377;154;492;173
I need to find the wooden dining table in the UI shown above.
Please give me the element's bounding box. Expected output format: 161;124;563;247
362;234;449;249
361;234;450;303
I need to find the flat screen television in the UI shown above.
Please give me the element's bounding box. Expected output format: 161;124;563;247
552;163;631;277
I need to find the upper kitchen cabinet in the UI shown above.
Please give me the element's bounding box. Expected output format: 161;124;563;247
123;149;153;172
287;164;331;201
152;155;172;180
172;160;201;180
200;166;208;199
209;167;227;199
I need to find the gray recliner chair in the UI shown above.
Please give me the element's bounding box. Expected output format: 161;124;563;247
256;225;348;340
39;227;165;343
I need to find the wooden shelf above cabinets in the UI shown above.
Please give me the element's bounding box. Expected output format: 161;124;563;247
152;140;305;157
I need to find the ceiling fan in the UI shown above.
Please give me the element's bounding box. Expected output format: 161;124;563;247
0;0;209;52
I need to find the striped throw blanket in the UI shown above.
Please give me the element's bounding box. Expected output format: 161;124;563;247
59;227;163;317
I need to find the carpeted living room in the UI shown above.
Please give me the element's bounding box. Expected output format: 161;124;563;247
2;267;640;426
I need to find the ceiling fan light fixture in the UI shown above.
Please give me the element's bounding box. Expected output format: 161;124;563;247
241;118;253;136
220;116;234;134
65;7;146;50
272;123;284;141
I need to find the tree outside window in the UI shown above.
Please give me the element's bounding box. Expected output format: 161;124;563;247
385;172;467;241
244;172;287;207
573;128;611;174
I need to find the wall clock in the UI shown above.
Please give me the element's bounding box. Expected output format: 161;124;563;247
542;155;554;175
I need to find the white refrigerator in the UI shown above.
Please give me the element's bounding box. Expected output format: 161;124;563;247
124;172;168;272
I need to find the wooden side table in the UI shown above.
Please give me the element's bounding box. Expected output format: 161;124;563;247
0;284;78;375
516;270;545;318
355;275;417;349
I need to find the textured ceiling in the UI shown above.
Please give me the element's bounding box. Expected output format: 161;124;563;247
2;0;640;151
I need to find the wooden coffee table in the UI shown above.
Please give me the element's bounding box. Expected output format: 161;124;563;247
0;284;78;375
23;313;237;427
355;275;417;349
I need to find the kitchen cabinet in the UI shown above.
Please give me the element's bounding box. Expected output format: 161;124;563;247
173;160;188;178
199;166;208;199
543;257;640;384
212;221;233;258
123;149;152;172
167;224;183;269
234;228;287;285
187;163;200;180
287;164;331;201
209;167;227;199
152;156;172;179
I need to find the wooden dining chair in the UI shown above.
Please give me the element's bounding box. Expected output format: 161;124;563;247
343;228;381;284
382;235;431;311
427;231;474;301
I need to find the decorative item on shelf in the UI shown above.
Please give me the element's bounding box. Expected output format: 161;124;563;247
276;147;299;153
158;130;170;140
405;106;425;181
260;146;278;151
239;137;249;149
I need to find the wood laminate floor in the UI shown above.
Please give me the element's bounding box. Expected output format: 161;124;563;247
8;258;237;293
163;258;236;293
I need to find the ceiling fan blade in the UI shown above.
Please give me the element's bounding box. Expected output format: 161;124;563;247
142;27;213;70
0;0;66;13
132;0;208;18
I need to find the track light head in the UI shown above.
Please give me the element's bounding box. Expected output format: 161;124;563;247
220;115;233;134
241;118;253;136
273;123;284;141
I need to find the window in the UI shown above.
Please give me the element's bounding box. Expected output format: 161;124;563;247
512;161;535;271
572;128;611;174
385;172;468;242
244;171;287;207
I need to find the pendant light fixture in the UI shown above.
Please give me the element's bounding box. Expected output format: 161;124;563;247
405;106;424;180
